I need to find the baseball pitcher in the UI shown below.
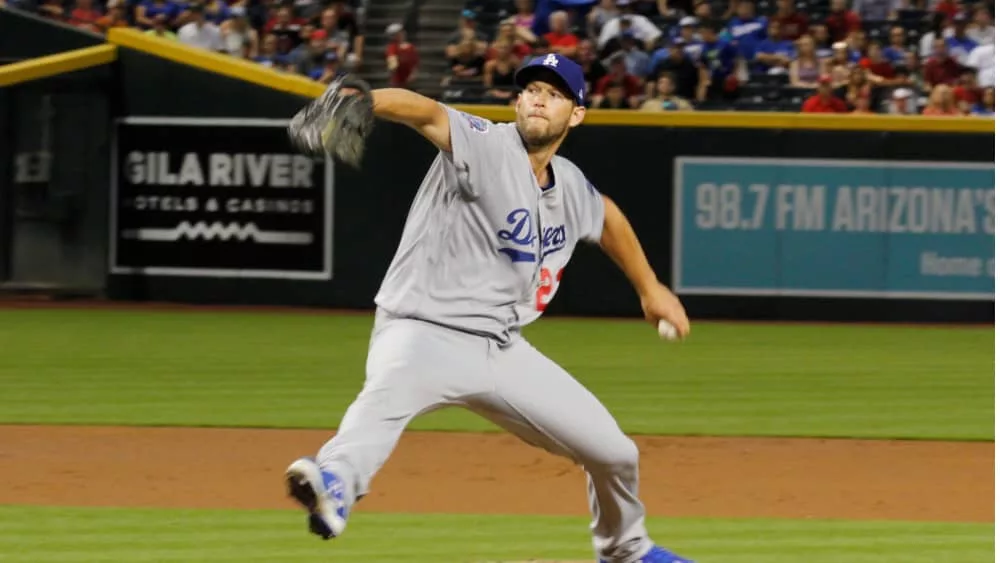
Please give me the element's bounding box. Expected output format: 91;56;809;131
284;54;694;563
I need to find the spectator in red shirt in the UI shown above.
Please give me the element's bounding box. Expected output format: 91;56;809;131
69;0;101;31
923;37;963;89
951;68;982;112
802;74;849;112
593;52;642;107
934;0;960;21
860;42;901;85
543;10;580;58
774;0;809;40
265;6;306;51
825;0;861;42
385;23;419;88
488;18;533;61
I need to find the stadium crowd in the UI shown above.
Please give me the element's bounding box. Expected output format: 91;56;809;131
0;0;367;83
2;0;993;114
442;0;994;114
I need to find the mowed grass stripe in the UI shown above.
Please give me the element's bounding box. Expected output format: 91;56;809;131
0;309;992;439
0;506;992;562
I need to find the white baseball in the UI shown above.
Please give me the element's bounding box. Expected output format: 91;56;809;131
657;319;679;341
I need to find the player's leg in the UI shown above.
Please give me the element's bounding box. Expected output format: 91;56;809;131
286;311;491;539
465;337;692;563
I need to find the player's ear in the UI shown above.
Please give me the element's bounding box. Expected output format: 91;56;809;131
568;105;586;128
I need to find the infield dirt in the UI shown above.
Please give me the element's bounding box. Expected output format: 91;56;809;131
0;425;991;522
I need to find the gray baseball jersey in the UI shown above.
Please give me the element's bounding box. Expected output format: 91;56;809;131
373;106;606;344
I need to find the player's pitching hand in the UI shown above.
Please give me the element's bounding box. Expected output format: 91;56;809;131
640;283;691;340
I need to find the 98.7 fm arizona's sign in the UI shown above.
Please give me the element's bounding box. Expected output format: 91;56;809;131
110;117;334;280
672;157;994;300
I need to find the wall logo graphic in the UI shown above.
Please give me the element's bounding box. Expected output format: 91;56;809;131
110;117;334;280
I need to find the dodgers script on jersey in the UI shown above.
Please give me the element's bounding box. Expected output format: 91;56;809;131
373;106;605;344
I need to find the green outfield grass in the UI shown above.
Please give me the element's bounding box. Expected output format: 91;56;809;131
0;309;992;439
0;506;991;563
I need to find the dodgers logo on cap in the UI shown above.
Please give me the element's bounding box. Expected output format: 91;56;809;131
514;53;587;106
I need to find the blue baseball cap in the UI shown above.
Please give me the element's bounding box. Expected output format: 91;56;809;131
514;53;587;106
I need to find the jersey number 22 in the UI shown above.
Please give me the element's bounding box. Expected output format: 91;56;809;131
535;267;564;312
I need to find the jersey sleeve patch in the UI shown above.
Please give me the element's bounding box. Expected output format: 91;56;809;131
461;111;490;133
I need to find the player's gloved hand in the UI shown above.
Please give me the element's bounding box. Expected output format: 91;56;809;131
287;73;375;168
640;282;691;340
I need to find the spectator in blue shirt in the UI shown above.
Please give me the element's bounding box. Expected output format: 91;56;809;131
618;31;652;78
649;17;701;72
810;22;834;60
946;13;979;65
202;0;230;25
882;25;910;64
667;16;696;43
727;0;768;61
648;36;674;75
844;30;865;63
671;16;705;60
969;86;994;116
308;51;341;83
754;19;796;74
255;33;291;70
135;0;183;29
698;20;741;101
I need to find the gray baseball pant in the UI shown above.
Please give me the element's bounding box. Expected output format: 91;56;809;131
316;309;654;561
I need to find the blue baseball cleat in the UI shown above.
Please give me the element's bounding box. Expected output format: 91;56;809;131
600;544;695;563
285;457;349;540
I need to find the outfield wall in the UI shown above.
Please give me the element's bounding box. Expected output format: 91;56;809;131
0;8;103;63
0;18;993;322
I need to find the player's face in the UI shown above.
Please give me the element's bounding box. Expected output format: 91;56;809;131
515;80;585;149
